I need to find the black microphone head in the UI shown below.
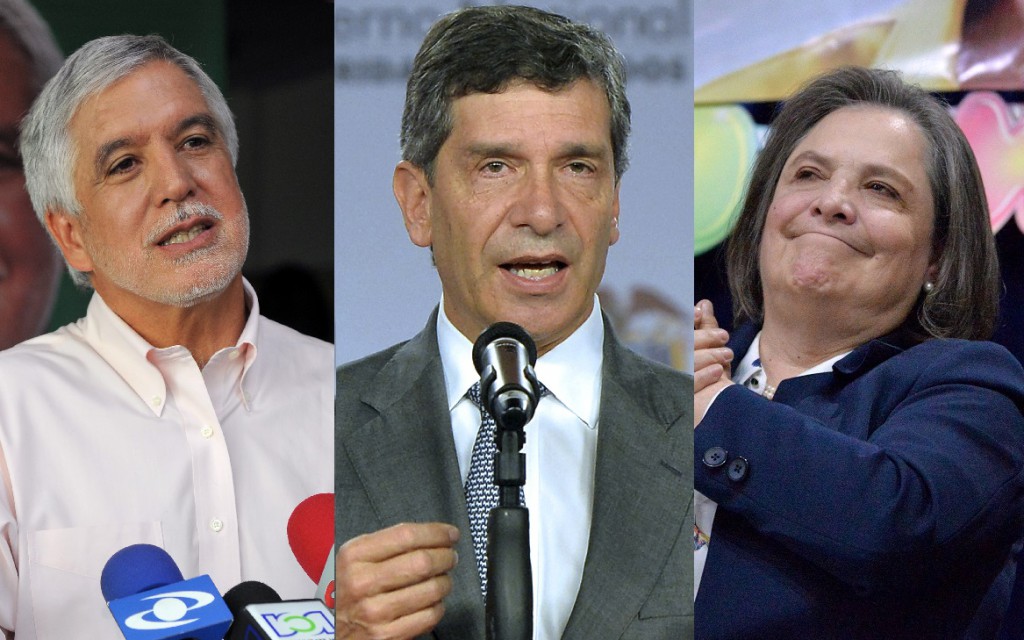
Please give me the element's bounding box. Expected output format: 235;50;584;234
223;580;282;615
472;322;537;373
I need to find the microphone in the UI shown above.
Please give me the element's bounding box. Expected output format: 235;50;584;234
287;493;336;608
100;544;233;640
472;322;539;431
472;322;537;640
223;581;334;639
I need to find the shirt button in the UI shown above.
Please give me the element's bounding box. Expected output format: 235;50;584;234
703;447;728;468
200;425;214;439
229;349;241;360
150;396;162;408
210;518;224;532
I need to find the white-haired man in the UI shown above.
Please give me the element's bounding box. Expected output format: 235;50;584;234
0;34;332;637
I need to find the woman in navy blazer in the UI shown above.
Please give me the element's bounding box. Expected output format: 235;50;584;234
693;66;1024;639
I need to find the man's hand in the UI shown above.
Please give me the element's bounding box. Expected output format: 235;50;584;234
335;522;459;640
694;300;733;427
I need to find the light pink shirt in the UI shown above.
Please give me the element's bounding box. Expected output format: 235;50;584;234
0;282;333;639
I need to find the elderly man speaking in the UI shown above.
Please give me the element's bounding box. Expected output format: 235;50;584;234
0;35;332;637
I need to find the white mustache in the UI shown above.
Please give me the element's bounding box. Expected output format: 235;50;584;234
145;202;224;246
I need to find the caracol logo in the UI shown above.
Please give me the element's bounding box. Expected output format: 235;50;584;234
124;590;215;630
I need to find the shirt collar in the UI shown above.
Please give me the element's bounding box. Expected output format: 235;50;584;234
79;278;261;416
734;330;849;387
436;295;605;428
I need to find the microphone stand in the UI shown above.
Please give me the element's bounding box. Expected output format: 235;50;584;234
483;366;536;640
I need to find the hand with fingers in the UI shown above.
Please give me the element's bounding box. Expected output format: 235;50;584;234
335;522;460;640
694;300;734;427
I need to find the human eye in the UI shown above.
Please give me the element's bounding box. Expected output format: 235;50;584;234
481;160;510;176
181;135;210;151
108;156;138;175
794;167;819;180
566;160;595;175
867;181;899;199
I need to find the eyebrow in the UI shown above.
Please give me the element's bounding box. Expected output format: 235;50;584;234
91;113;219;177
464;141;610;161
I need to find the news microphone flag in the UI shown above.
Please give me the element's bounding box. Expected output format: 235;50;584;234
224;581;334;639
287;493;334;607
101;544;233;640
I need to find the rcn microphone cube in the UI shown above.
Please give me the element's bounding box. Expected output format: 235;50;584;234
235;599;334;639
106;574;233;640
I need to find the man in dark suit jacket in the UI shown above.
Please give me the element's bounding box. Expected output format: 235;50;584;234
334;6;692;639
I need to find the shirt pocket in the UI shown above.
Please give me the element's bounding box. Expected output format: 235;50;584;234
27;521;163;640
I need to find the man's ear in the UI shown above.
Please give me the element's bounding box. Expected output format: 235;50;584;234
609;180;621;246
44;210;94;274
393;160;433;248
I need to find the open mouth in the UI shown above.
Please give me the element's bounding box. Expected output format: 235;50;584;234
502;260;566;281
158;222;213;246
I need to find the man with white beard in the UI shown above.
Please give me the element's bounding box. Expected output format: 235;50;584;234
0;34;332;638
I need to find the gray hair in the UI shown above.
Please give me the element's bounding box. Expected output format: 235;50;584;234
20;34;238;287
0;0;62;93
402;4;631;183
726;66;999;340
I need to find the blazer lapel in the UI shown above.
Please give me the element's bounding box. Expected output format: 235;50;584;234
562;326;691;638
343;313;485;639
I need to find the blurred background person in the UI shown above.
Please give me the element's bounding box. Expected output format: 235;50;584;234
0;0;62;349
694;66;1024;639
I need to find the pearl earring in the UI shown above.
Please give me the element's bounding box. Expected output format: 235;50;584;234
923;282;935;294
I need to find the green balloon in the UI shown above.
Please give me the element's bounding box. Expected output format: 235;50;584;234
695;105;758;255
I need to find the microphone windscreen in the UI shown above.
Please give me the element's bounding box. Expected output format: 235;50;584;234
224;580;282;614
287;493;335;584
100;544;184;602
472;322;537;372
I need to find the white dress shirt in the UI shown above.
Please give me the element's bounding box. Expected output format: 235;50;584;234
437;297;603;640
0;280;333;639
694;331;848;597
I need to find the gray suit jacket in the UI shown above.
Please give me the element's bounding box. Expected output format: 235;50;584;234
336;312;694;639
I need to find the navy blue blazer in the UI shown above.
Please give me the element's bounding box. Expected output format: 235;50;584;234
695;324;1024;639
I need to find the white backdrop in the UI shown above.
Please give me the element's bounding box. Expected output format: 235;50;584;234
335;0;693;369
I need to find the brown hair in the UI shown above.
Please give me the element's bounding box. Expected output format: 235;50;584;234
726;66;999;340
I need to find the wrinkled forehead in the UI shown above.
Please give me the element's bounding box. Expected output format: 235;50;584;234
67;61;213;177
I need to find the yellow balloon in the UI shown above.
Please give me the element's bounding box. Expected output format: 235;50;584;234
695;105;758;254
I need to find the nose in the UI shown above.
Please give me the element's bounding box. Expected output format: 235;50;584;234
812;178;856;225
507;169;566;235
152;147;197;206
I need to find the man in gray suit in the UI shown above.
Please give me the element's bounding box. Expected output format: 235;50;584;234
335;6;693;639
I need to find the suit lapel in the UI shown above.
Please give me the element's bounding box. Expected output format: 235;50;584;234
343;313;485;639
562;326;691;638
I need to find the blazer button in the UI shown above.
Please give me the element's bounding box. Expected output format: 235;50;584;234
703;447;728;468
727;457;749;482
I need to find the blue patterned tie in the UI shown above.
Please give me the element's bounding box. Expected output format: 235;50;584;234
465;381;537;597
